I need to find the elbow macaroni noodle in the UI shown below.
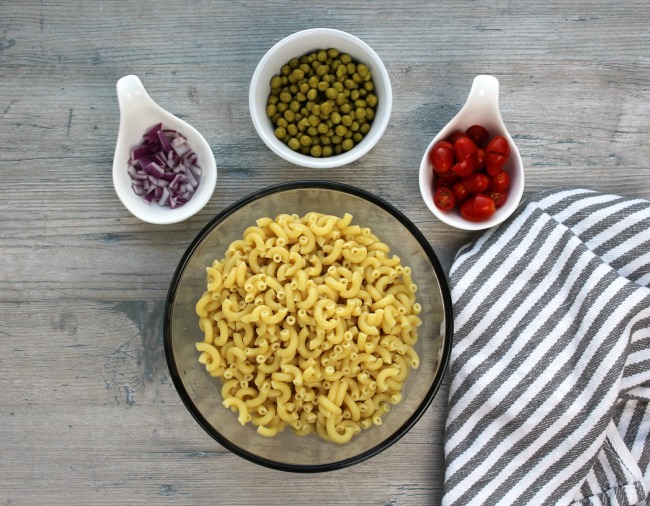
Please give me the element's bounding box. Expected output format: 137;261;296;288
195;212;421;444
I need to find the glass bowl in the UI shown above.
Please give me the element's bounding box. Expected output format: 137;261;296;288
164;181;452;472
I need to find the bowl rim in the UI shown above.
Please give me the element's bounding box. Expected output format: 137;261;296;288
248;28;393;169
164;180;453;472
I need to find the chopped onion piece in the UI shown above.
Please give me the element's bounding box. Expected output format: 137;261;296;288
126;123;202;208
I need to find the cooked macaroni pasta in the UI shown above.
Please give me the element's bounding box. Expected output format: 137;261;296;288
195;212;421;444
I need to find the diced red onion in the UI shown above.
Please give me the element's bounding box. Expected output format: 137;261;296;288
127;123;202;208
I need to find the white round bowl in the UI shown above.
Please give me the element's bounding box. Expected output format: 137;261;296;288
249;28;392;169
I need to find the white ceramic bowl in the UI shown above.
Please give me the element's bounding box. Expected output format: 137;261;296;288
419;75;524;231
113;75;217;225
249;28;392;169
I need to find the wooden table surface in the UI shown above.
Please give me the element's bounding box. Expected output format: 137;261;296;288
1;1;649;504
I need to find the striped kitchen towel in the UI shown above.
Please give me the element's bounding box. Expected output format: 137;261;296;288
443;188;650;505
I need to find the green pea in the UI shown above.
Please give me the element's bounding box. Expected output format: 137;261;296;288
307;89;318;101
310;145;322;157
279;91;292;103
266;104;277;117
320;101;333;115
342;139;354;151
366;94;378;107
274;126;287;139
289;58;299;69
300;135;312;147
288;138;300;151
360;123;370;134
330;112;341;124
287;124;298;136
270;75;282;89
277;102;288;113
277;117;288;128
353;132;363;143
281;64;291;76
335;124;347;137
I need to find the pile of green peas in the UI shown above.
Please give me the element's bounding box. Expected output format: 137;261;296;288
266;48;378;158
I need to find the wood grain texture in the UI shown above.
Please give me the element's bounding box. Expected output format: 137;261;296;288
0;1;648;504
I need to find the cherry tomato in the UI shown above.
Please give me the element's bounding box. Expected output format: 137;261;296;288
462;173;490;194
448;130;468;144
486;135;510;156
489;170;510;193
486;153;508;176
428;141;455;173
465;125;489;148
475;148;486;170
474;193;496;220
454;137;478;164
489;191;508;208
460;197;478;221
435;169;459;187
451;157;474;178
434;186;456;211
486;135;510;176
451;181;469;202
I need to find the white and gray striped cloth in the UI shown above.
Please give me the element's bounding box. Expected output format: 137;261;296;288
443;188;650;505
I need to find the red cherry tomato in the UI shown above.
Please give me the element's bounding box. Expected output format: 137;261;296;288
462;173;490;194
489;191;508;208
460;197;478;221
475;148;486;170
489;171;510;193
486;135;510;176
435;169;459;187
454;137;478;164
448;130;468;144
452;181;469;202
474;193;496;220
434;186;456;211
451;157;475;178
428;141;455;173
465;125;489;148
486;135;510;156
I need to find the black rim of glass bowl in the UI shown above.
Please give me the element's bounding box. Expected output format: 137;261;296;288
164;180;454;473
